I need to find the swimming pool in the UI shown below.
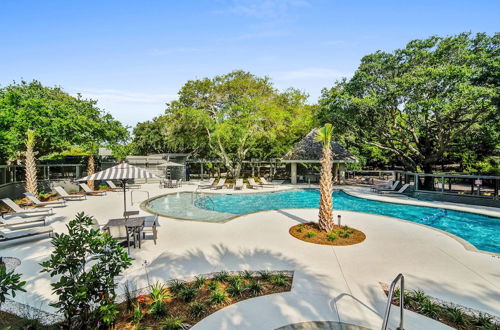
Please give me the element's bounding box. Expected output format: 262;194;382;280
144;189;500;253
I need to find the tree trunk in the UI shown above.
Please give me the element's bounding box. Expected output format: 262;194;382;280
24;130;38;196
421;162;435;190
87;153;95;190
318;145;334;232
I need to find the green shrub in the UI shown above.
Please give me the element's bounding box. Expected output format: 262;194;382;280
327;232;337;241
227;281;244;297
473;313;494;327
132;303;143;323
271;273;288;287
210;290;228;305
296;224;304;233
257;271;272;281
228;275;242;285
150;282;169;302
178;286;197;302
242;270;253;280
168;279;187;295
247;280;262;295
445;306;468;326
193;275;206;289
305;231;316;238
160;317;185;330
189;301;207;318
419;299;440;318
0;264;26;308
411;289;427;304
150;300;167;319
207;281;218;291
213;271;230;283
98;184;108;191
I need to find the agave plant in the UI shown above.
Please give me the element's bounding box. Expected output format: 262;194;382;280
314;124;334;232
24;129;38;196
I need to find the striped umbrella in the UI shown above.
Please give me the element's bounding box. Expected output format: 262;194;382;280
77;162;159;213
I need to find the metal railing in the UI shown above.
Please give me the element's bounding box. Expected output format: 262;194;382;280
382;273;404;330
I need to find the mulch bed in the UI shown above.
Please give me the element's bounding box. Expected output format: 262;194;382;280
289;222;366;246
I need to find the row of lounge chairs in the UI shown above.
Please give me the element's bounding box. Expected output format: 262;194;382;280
0;181;131;243
198;177;276;190
371;180;411;194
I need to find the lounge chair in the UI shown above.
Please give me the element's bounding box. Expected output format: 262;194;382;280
1;198;53;216
177;179;183;187
259;177;274;188
0;215;46;227
234;179;244;190
142;215;158;245
24;192;66;207
54;186;86;200
0;226;54;242
247;178;262;189
371;179;394;192
212;178;226;190
79;183;107;196
379;183;411;194
198;178;215;189
106;180;123;191
375;180;400;192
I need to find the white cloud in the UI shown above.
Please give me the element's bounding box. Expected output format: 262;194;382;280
274;67;351;81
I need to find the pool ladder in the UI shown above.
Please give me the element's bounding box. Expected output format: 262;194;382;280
381;273;404;330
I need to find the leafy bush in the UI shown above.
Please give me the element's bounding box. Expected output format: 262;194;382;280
445;306;468;326
150;300;167;319
168;279;187;295
193;275;206;289
213;271;230;283
0;264;26;308
178;286;197;302
227;281;245;297
207;281;219;291
160;317;186;329
132;303;143;323
247;280;263;295
150;282;169;302
296;224;304;233
257;271;272;281
419;299;441;318
271;273;288;287
305;231;316;238
189;301;207;318
327;232;337;241
40;212;132;328
242;270;253;280
228;275;242;285
210;290;228;305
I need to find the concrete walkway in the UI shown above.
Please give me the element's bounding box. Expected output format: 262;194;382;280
1;182;498;329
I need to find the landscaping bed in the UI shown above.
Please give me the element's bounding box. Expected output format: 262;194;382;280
289;222;365;246
114;270;293;329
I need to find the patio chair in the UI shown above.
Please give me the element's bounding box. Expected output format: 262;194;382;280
259;177;274;188
247;178;262;189
379;183;411;195
212;178;226;190
375;180;400;192
177;179;183;187
106;180;123;191
0;226;54;242
79;183;107;196
24;192;66;207
371;179;394;192
1;198;53;216
0;215;46;227
54;186;86;200
142;215;158;245
198;178;215;189
234;179;244;190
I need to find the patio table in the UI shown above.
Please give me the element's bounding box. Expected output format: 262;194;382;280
103;217;145;250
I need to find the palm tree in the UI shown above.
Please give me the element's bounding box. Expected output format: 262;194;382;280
315;124;334;232
24;129;38;196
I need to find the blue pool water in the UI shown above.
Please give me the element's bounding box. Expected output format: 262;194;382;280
146;190;500;253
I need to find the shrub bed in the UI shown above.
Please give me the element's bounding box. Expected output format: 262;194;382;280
289;222;365;246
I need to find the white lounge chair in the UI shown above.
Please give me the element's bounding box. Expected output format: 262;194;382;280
234;179;244;190
212;178;226;190
0;215;46;227
248;178;262;189
0;226;54;242
24;192;66;207
371;179;394;191
106;180;123;191
79;183;107;196
375;180;400;192
198;178;215;189
1;198;53;216
379;183;411;194
54;186;86;200
177;179;183;187
259;177;274;188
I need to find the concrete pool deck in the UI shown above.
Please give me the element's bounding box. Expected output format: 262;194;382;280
1;181;499;329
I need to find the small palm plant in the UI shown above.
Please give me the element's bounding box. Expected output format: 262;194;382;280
24;129;38;196
314;124;334;232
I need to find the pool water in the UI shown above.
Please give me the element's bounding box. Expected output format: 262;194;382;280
145;190;500;253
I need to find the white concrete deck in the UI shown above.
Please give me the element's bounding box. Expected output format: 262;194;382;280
1;181;499;329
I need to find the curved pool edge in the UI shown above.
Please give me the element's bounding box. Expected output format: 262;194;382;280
140;189;499;256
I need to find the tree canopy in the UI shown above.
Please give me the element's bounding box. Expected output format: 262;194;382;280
0;80;129;162
132;70;315;178
318;32;499;175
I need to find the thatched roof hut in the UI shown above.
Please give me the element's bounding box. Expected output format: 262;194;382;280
282;128;357;163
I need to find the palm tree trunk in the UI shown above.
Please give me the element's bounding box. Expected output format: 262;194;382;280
318;145;334;232
87;153;95;190
24;130;38;196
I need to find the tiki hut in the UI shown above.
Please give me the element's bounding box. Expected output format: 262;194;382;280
281;128;357;184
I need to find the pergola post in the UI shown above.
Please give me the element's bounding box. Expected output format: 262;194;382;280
339;163;346;184
200;162;204;180
291;163;297;184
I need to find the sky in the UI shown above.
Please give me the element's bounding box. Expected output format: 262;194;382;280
1;0;499;128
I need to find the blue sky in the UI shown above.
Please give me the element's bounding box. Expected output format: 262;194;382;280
1;0;499;127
